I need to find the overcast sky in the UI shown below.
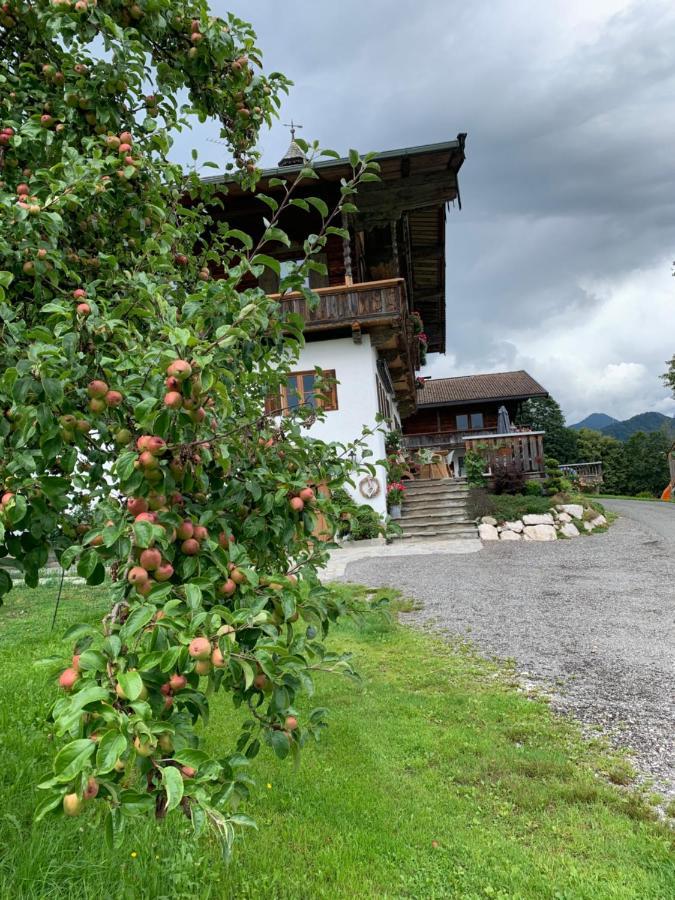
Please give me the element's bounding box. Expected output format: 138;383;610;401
177;0;675;424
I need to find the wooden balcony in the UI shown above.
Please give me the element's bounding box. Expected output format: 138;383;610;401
275;278;408;333
275;278;419;415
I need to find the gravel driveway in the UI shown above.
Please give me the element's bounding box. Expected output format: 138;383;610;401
345;506;675;797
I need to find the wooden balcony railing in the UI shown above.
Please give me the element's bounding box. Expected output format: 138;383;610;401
404;431;471;450
559;461;604;486
403;425;535;450
464;431;546;475
274;278;408;332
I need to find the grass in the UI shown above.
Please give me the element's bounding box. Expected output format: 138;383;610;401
0;581;673;899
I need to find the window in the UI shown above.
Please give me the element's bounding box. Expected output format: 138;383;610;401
279;258;310;289
456;412;484;431
258;253;329;294
266;369;338;415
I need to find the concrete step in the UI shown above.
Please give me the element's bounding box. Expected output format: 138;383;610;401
405;479;467;490
397;524;478;540
404;486;470;500
398;518;476;532
399;510;469;525
403;495;469;508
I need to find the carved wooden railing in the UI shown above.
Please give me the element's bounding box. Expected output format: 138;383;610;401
273;278;407;332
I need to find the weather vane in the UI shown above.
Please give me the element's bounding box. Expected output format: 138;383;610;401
283;120;303;141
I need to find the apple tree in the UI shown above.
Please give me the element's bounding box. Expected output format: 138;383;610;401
0;0;380;852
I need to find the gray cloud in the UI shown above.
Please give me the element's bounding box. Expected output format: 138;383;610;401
183;0;675;422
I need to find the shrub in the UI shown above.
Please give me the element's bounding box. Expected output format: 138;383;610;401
465;450;487;487
493;465;526;495
466;487;495;520
384;429;402;455
349;505;385;541
489;494;553;522
524;480;543;496
636;490;656;499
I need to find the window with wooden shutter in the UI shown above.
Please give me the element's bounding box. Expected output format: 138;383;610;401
266;369;338;415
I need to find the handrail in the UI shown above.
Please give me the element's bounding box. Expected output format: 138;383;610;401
270;277;406;301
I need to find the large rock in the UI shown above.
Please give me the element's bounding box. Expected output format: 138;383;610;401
478;523;499;541
556;512;572;523
503;520;524;533
560;522;580;538
584;521;594;532
590;514;607;528
481;516;498;526
558;503;584;520
499;529;521;541
522;513;554;526
523;524;557;541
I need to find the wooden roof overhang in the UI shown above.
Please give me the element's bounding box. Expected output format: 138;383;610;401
202;136;466;354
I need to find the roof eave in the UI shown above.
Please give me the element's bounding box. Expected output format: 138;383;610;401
200;135;466;186
417;390;549;409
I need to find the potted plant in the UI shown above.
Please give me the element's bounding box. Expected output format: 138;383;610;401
416;447;435;479
387;482;406;518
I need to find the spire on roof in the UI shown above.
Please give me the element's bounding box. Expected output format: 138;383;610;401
278;119;306;167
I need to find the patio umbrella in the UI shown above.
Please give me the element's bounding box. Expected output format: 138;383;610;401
497;405;512;433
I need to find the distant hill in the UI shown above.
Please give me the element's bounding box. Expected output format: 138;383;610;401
601;412;675;442
570;413;618;431
570;411;675;441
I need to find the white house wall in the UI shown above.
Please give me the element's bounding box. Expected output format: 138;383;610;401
292;336;390;517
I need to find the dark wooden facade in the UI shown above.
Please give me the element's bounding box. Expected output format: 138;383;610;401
203;137;466;415
403;399;521;449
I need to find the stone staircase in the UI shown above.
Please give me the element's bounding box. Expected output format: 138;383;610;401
397;479;478;540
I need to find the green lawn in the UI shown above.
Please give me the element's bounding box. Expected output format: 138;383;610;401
0;581;673;899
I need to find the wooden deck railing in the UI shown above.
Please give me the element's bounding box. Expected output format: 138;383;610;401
559;461;604;486
403;425;534;451
464;431;546;475
274;278;408;332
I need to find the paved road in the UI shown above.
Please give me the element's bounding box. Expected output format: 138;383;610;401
345;510;675;797
602;498;675;546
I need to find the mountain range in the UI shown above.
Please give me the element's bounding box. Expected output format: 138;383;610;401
570;411;675;441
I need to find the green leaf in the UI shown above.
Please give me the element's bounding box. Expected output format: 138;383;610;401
34;791;62;822
133;520;155;548
119;790;155;816
96;731;127;773
229;813;257;829
250;254;280;276
77;649;106;672
263;226;290;248
117;670;143;701
270;729;291;759
77;550;99;579
53;739;95;779
162;765;184;812
41;377;64;404
6;494;27;525
184;583;202;608
86;562;106;586
120;605;155;640
306;197;329;218
348;148;360;167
